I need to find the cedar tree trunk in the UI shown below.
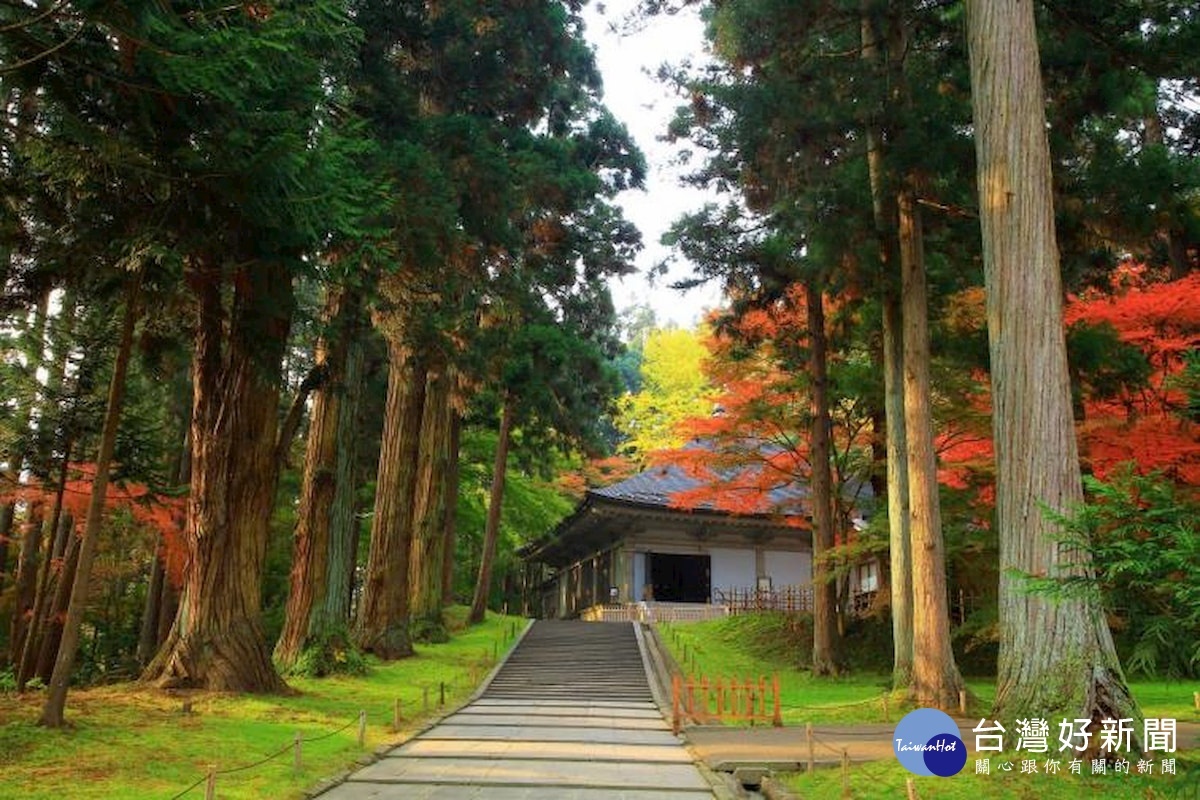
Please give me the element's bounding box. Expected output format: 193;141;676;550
355;345;426;659
137;545;166;665
899;187;964;709
275;290;364;672
142;264;291;692
324;326;363;630
41;281;138;726
806;284;840;676
408;364;453;640
440;412;462;607
8;505;43;667
966;0;1137;724
468;397;514;625
860;9;913;685
35;514;78;683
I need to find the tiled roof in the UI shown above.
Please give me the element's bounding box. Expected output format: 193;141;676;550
589;461;810;516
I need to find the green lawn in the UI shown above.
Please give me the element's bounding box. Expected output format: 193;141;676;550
661;615;1198;797
779;751;1197;800
0;609;526;800
657;616;1200;725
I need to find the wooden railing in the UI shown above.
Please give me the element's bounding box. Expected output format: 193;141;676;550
671;673;782;732
579;602;731;623
714;585;813;614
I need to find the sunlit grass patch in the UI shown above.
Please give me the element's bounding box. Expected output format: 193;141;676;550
0;609;525;800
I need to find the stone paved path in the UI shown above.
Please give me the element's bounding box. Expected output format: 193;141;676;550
317;621;716;799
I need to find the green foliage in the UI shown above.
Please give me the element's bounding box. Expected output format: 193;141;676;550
1067;321;1153;410
450;427;575;606
1034;468;1200;678
284;630;369;679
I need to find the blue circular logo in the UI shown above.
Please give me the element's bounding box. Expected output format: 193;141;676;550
892;708;966;777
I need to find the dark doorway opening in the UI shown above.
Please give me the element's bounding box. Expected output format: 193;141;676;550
649;553;711;603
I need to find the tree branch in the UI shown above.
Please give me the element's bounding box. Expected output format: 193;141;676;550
274;364;328;468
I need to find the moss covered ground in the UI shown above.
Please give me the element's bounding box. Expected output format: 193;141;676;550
0;608;524;800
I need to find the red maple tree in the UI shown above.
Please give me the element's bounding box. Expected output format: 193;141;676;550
1;464;187;586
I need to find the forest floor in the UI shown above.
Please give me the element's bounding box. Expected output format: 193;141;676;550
0;608;525;800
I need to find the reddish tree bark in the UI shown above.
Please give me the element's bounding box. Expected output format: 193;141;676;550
276;290;365;671
355;346;426;660
899;186;964;709
409;363;453;640
142;264;291;692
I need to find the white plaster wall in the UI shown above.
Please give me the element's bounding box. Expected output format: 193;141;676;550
765;549;811;588
709;547;757;594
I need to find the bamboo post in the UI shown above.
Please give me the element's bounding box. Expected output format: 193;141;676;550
906;777;917;800
393;697;402;730
700;675;710;721
758;676;767;718
716;677;725;719
772;674;782;727
806;722;814;774
841;749;851;799
293;732;302;773
958;689;967;715
439;682;445;707
1194;691;1199;711
357;710;367;747
205;767;216;800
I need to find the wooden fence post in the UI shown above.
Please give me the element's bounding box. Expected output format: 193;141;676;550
205;767;216;800
394;697;402;731
806;722;814;774
439;681;445;707
772;674;782;727
958;689;967;715
293;732;302;773
841;748;851;799
672;675;682;735
423;686;430;711
357;710;367;747
906;777;918;800
882;692;889;723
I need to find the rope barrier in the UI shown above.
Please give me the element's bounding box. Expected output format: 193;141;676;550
168;711;364;798
168;774;207;800
212;741;294;776
299;715;359;744
812;732;849;757
783;695;883;712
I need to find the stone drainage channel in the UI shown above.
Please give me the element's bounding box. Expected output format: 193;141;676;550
317;620;733;799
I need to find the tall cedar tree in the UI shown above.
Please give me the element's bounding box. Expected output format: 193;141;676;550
965;0;1138;723
275;288;367;673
